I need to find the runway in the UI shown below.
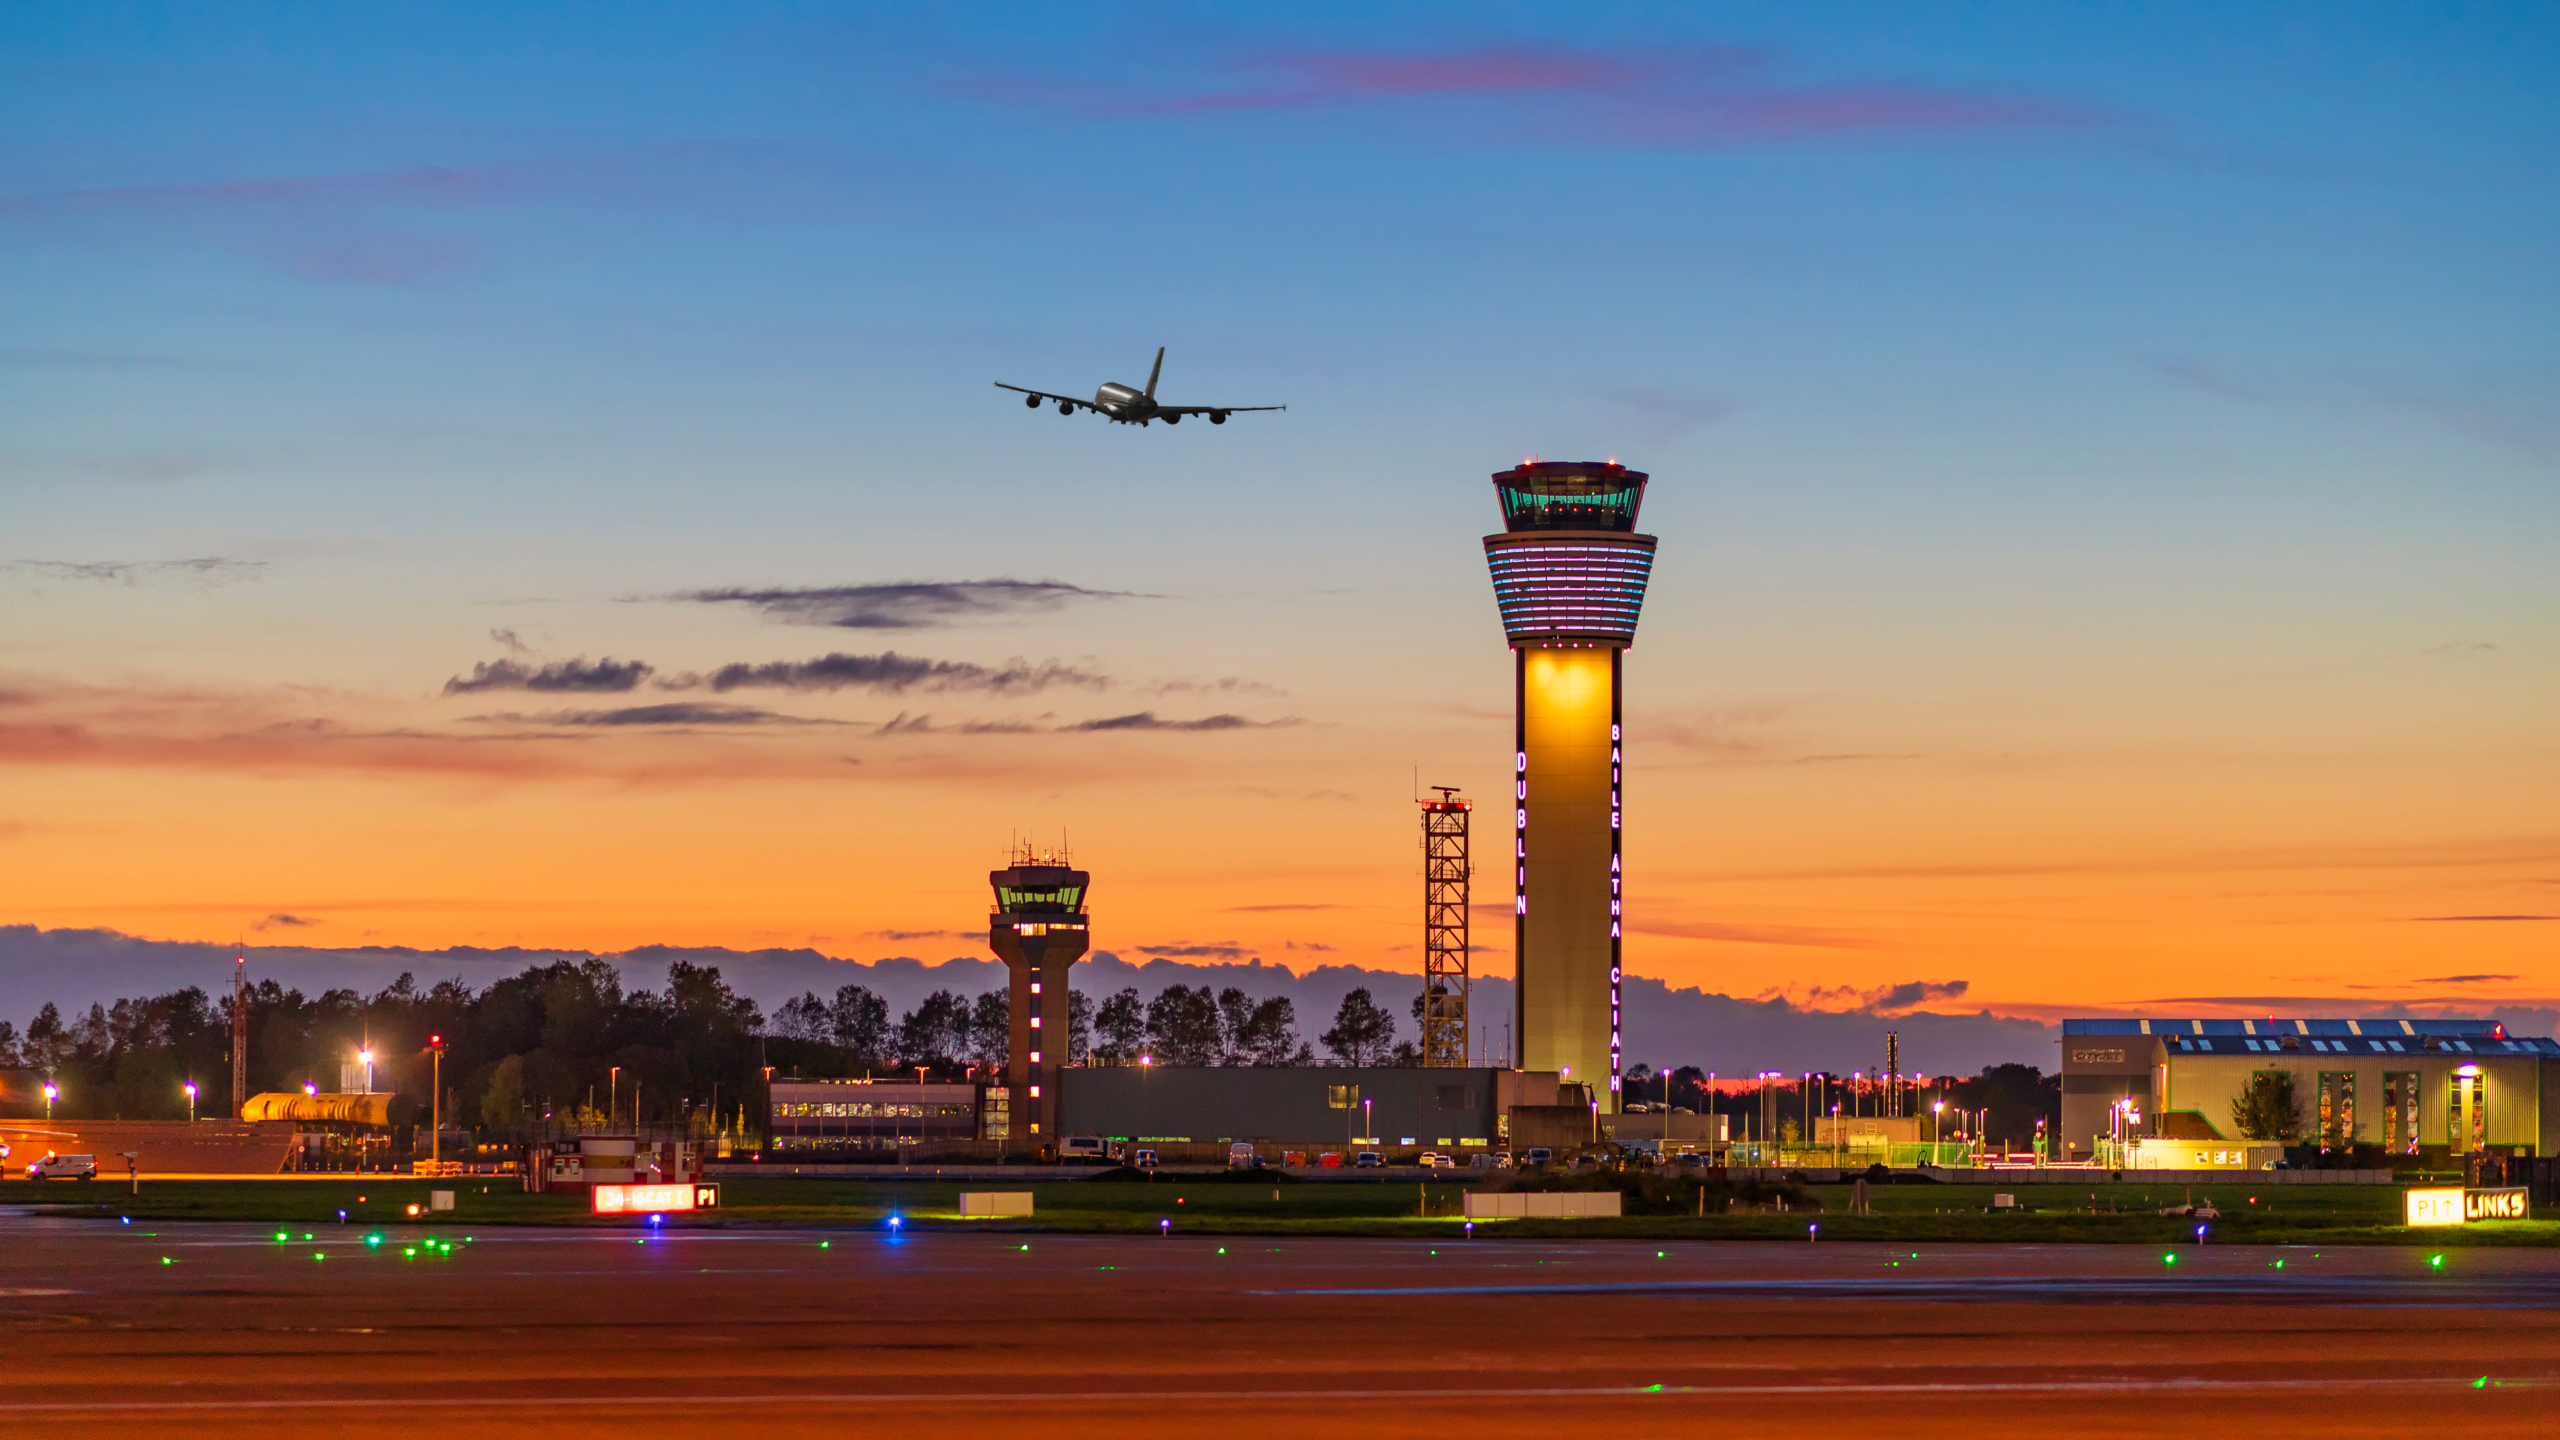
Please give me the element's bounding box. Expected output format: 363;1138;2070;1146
1;1218;2550;1436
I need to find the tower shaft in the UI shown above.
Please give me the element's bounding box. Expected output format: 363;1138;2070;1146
1483;460;1657;1117
988;852;1089;1154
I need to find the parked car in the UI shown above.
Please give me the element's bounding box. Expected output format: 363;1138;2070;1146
1416;1152;1453;1171
1131;1149;1159;1170
1523;1148;1554;1168
1466;1152;1508;1171
26;1153;96;1182
1353;1151;1385;1169
1227;1142;1260;1168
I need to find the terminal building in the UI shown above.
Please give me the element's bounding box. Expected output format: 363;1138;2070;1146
2062;1017;2560;1163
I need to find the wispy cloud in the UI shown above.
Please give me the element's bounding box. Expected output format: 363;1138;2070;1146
475;703;840;728
2413;974;2523;985
1227;903;1344;912
1629;918;1879;950
686;651;1106;694
2411;914;2555;923
254;912;319;931
876;712;1042;736
4;557;264;587
1063;712;1295;732
444;657;653;694
1606;388;1735;448
957;43;2122;148
670;579;1142;629
870;928;969;941
1136;942;1251;959
0;143;907;287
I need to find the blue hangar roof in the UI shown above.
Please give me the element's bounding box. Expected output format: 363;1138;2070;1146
2063;1017;2558;1057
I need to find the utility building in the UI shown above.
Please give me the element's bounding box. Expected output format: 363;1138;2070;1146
1483;461;1658;1111
2063;1017;2560;1162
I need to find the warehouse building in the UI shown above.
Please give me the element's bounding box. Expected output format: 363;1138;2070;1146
2062;1017;2560;1162
1058;1066;1594;1156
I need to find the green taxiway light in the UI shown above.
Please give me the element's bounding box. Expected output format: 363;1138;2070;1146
273;1232;287;1242
2432;1254;2446;1268
160;1257;171;1265
2163;1253;2178;1264
404;1248;417;1257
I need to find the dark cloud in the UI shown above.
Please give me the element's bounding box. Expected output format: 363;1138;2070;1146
870;928;969;941
1137;943;1252;959
477;703;836;727
1063;712;1293;732
670;579;1140;629
254;913;319;930
5;557;264;586
488;628;529;653
689;651;1105;694
443;657;653;694
1793;979;1969;1013
2414;974;2523;985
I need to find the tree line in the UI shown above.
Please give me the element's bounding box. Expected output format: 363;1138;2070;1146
0;962;1415;1133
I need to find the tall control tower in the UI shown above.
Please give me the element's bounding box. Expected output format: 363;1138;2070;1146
1483;461;1658;1111
988;847;1089;1153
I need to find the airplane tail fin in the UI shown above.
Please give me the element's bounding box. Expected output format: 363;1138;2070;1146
1144;346;1164;400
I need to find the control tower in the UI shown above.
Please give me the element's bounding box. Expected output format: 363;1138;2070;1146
988;847;1090;1153
1483;461;1658;1111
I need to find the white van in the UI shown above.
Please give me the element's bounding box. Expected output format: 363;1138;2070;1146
27;1153;97;1181
1058;1135;1109;1163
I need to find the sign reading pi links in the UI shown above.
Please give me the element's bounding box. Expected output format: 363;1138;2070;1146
2404;1186;2528;1226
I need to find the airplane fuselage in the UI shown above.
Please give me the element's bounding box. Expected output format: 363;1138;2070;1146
1093;381;1154;421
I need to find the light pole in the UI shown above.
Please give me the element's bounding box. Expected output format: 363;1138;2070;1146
1830;1103;1841;1167
1931;1100;1945;1166
43;1081;56;1121
609;1066;621;1128
1362;1097;1374;1147
357;1047;374;1095
184;1082;197;1123
428;1034;446;1173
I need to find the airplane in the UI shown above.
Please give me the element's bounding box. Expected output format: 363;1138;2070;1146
995;348;1285;426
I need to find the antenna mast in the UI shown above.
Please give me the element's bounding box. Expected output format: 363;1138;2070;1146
1419;786;1472;1067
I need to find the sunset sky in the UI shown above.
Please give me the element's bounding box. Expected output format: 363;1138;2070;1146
4;3;2554;1022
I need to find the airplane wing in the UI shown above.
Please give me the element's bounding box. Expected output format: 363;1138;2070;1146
996;382;1099;411
1154;404;1287;416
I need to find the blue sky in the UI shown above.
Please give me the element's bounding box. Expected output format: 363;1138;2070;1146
2;3;2554;1020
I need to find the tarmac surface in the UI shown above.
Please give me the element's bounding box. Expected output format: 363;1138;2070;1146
2;1216;2554;1436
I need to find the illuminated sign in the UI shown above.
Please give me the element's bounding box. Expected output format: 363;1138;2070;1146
2467;1186;2529;1221
592;1182;721;1215
2405;1188;2464;1226
2404;1186;2529;1227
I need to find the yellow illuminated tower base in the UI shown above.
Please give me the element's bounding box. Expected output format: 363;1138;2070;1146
1484;462;1657;1113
